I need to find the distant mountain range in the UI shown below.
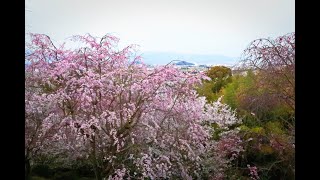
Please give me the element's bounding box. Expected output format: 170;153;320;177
174;61;195;66
140;51;239;66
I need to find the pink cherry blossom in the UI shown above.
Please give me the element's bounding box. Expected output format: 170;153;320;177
25;33;242;179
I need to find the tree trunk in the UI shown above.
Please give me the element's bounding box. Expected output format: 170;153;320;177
93;160;102;180
25;157;31;180
91;136;102;180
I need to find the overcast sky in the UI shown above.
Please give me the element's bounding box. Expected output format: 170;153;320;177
25;0;294;58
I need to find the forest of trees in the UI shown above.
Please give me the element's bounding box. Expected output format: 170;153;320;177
197;32;295;179
25;32;294;180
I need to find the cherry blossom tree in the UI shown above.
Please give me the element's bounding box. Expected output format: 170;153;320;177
237;32;295;110
25;33;242;179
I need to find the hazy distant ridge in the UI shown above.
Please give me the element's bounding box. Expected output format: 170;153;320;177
141;51;238;66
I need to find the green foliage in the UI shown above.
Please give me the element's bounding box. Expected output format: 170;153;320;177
196;81;221;102
221;76;240;109
259;144;273;154
211;69;295;179
221;70;294;123
265;121;284;135
251;127;265;135
206;66;232;93
235;118;294;179
222;72;255;110
197;66;233;102
206;66;232;81
239;125;250;131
